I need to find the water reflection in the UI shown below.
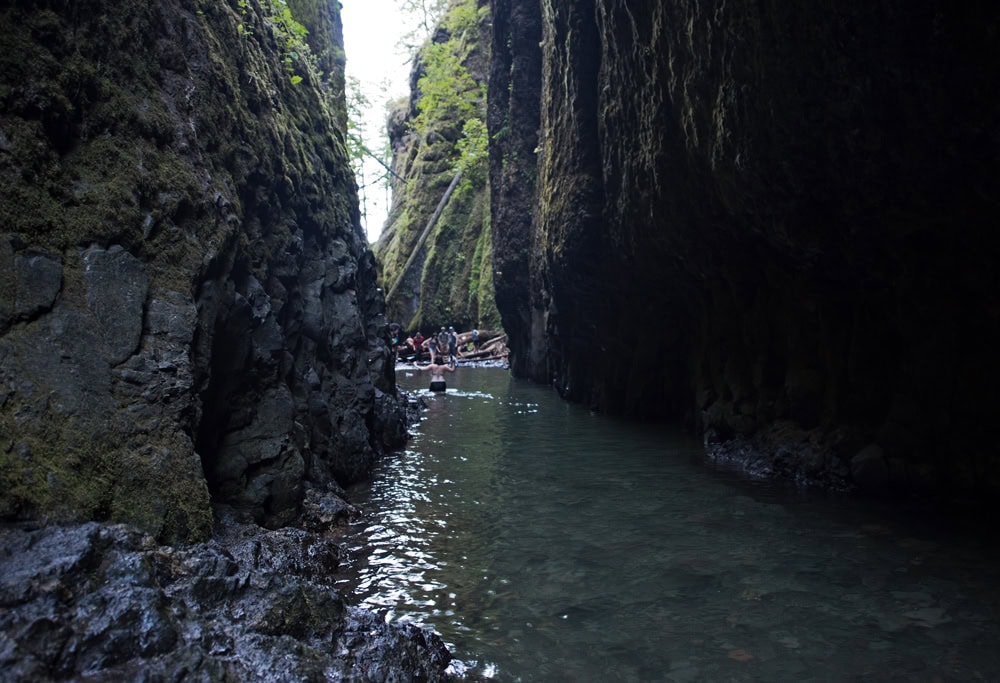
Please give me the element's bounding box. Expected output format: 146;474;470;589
341;368;1000;681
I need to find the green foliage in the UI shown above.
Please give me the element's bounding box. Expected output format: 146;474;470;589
377;0;499;329
266;0;312;78
413;40;482;139
409;0;488;189
272;0;308;41
345;77;393;178
455;116;488;189
233;1;313;77
395;0;449;50
345;76;372;171
345;75;394;228
443;1;487;38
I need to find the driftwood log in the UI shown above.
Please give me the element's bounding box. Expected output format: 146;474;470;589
457;333;508;361
455;329;502;347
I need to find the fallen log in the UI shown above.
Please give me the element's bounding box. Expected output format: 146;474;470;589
458;336;508;360
458;348;496;360
455;329;503;346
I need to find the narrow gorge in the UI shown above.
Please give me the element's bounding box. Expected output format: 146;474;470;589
2;0;999;679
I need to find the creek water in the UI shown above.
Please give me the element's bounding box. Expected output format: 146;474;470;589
339;366;1000;681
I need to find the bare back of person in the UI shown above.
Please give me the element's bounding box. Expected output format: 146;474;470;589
418;361;455;392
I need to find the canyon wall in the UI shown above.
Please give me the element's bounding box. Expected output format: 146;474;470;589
0;0;404;543
0;4;457;677
489;1;1000;497
375;0;500;334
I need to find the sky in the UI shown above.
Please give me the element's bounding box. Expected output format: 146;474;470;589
340;0;415;243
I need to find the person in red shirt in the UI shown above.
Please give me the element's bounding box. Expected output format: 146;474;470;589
412;331;425;361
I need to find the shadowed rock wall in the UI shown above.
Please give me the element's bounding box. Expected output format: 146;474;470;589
489;1;1000;498
488;0;544;376
0;0;403;542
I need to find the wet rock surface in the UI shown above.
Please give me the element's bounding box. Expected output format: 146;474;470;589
0;0;408;541
0;504;452;681
488;1;1000;501
0;1;426;675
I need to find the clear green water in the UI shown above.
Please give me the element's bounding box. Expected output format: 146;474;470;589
341;367;1000;681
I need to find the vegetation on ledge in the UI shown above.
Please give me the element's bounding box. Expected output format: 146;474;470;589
373;0;499;334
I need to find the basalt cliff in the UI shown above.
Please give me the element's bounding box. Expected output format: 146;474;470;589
374;0;500;334
489;1;1000;498
0;0;401;542
0;0;448;678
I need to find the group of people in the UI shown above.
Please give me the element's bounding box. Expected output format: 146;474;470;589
388;323;484;392
388;324;481;366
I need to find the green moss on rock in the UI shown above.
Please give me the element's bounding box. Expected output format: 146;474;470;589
0;0;364;542
0;414;212;542
374;0;500;333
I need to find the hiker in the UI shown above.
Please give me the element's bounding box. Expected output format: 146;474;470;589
403;336;416;360
388;323;402;358
418;360;455;392
436;327;449;357
412;331;425;361
471;328;480;350
427;335;439;364
447;326;458;365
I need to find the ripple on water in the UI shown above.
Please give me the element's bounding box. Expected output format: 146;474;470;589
342;368;1000;682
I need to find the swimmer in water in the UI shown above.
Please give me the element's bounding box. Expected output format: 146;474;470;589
418;361;455;392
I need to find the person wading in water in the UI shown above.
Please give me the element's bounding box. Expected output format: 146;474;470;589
418;360;455;392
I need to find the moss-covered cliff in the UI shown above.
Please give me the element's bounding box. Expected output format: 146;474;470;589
0;0;402;542
489;1;1000;500
373;0;500;333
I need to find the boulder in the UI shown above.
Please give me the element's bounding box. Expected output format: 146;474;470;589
0;520;452;681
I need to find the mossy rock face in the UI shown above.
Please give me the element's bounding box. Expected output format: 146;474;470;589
489;0;1000;500
373;0;500;335
0;0;398;541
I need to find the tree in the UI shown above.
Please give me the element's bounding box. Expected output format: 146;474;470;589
396;0;449;49
346;76;395;237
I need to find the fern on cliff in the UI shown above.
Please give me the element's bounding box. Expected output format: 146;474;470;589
235;0;314;83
